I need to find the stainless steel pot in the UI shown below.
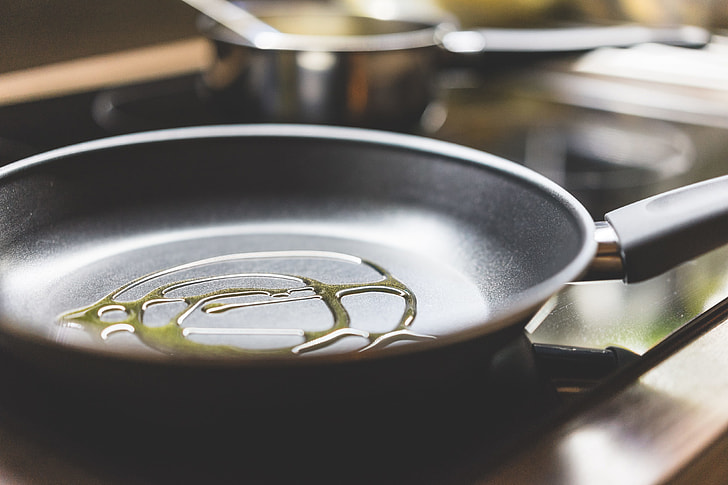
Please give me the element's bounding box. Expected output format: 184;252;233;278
198;2;446;129
195;1;709;129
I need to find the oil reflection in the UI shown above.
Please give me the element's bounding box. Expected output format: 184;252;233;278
60;250;435;357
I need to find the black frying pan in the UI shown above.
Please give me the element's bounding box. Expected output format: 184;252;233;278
0;125;726;424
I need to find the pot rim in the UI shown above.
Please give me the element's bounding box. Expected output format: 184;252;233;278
199;7;456;52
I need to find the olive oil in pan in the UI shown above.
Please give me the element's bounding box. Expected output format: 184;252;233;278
59;251;435;357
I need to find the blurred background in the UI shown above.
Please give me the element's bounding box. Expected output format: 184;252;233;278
2;0;727;73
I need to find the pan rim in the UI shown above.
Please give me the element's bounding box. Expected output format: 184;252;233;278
0;124;597;368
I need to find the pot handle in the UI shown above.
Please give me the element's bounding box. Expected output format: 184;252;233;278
441;24;710;54
603;175;728;283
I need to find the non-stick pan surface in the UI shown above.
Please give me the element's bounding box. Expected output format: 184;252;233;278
0;125;595;365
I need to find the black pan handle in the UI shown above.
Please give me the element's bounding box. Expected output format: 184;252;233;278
603;175;728;283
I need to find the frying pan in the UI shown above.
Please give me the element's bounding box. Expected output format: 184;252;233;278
1;124;727;426
193;1;710;129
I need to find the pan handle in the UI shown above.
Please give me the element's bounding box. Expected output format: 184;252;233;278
441;24;710;54
602;175;728;283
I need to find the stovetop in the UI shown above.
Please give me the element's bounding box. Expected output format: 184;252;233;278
2;31;728;484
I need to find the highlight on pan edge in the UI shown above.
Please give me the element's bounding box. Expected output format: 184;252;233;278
58;250;435;357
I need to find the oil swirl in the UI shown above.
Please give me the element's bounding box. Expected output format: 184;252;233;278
59;251;434;357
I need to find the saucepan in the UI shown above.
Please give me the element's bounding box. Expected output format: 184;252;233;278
188;0;710;129
0;124;726;427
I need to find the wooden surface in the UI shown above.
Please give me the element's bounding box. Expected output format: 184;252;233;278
0;0;199;73
0;37;211;105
